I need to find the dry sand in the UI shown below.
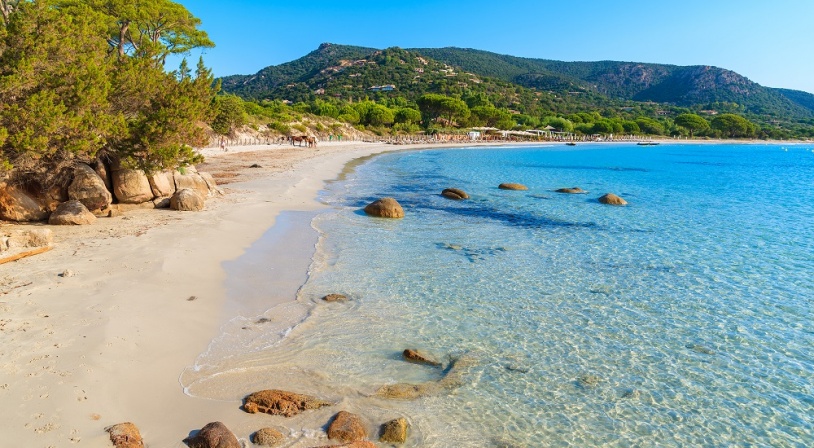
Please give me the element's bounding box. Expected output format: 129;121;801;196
0;140;523;447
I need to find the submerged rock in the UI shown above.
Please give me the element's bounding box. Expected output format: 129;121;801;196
578;374;602;388
402;349;441;367
598;193;627;206
327;411;367;443
498;183;528;191
183;422;240;448
252;427;285;447
243;389;332;417
686;343;715;355
377;354;476;399
364;197;404;218
441;188;469;200
322;293;348;302
555;187;587;194
380;418;409;444
105;422;144;448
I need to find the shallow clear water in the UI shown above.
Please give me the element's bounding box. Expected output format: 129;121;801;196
186;143;814;447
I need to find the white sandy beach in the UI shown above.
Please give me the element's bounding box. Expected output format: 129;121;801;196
0;139;528;447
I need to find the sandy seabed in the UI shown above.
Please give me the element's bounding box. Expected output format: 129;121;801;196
0;139;533;447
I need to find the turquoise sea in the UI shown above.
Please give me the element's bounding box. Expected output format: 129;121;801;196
187;143;814;447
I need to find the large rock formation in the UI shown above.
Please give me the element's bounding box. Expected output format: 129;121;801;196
380;418;409;444
243;390;332;417
327;411;367;443
498;183;528;191
49;200;96;225
183;422;240;448
0;182;49;222
363;198;404;218
598;193;628;206
170;189;204;211
105;422;144;448
441;188;469;200
112;169;154;204
252;428;285;447
148;170;176;198
68;164;112;212
199;172;222;196
377;355;476;399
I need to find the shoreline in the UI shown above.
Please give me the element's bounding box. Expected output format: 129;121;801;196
0;139;529;447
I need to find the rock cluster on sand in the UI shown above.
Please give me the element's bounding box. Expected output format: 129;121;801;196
105;422;144;448
327;411;368;443
598;193;627;206
183;421;240;448
363;197;404;218
0;159;221;224
498;183;528;191
252;427;285;446
441;188;469;200
243;389;332;417
555;187;586;194
380;418;409;444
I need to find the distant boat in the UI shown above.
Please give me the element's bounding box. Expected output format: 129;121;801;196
566;142;577;146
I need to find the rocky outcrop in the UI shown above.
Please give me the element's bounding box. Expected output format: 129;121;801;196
402;349;441;367
364;198;404;218
322;293;348;302
105;422;144;448
441;188;469;200
243;390;332;417
598;193;627;206
327;411;367;443
49;200;96;225
183;422;240;448
68;164;112;212
199;172;223;196
93;158;113;191
148;171;176;198
112;169;154;204
498;183;528;191
380;418;408;444
377;355;476;399
170;189;204;212
0;182;49;222
174;169;210;199
555;187;586;194
252;428;285;447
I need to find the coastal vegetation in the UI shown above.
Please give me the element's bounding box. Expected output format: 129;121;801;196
222;44;814;141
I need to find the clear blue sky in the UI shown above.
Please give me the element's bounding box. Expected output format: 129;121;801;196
177;0;814;93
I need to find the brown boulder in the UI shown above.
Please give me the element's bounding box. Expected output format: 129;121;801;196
252;427;285;446
67;164;112;212
402;349;441;367
363;198;404;218
380;418;408;444
322;293;348;302
327;411;367;443
498;183;528;191
49;200;96;225
170;189;205;212
243;390;332;417
199;172;223;196
0;182;49;222
183;422;240;448
112;169;154;204
598;193;628;206
555;187;586;194
105;422;144;448
441;188;469;200
149;170;176;198
174;170;210;198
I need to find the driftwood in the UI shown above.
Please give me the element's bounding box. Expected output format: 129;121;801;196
0;246;51;265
